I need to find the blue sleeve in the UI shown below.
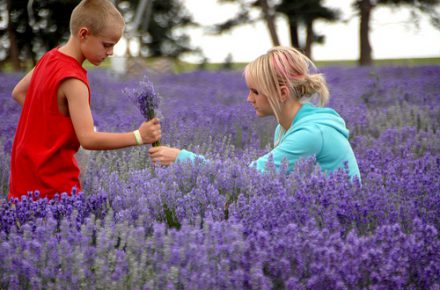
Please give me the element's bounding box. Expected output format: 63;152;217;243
176;149;206;163
250;125;323;173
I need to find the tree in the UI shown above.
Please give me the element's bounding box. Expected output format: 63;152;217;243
354;0;440;66
213;0;339;59
123;0;197;58
4;0;20;70
277;0;339;59
259;0;280;46
0;0;78;70
211;0;280;46
0;0;197;71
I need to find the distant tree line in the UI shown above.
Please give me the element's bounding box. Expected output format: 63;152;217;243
0;0;195;71
214;0;440;65
0;0;79;70
0;0;438;71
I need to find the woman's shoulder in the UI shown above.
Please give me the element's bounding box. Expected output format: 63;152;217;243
287;123;322;136
295;103;343;125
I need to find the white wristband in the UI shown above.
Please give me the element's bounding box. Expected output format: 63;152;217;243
133;130;143;145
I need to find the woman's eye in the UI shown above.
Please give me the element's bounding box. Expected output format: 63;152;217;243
251;89;259;95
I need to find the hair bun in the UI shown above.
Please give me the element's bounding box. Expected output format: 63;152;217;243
302;74;329;106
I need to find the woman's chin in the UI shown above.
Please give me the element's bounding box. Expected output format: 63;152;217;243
255;110;269;118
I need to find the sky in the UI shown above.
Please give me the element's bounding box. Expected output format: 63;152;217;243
178;0;440;63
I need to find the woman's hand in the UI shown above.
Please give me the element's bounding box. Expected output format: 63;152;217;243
149;146;181;166
139;118;161;144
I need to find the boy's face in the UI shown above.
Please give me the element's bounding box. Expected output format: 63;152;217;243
80;23;124;66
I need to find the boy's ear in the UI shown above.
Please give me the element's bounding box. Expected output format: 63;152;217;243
78;27;89;40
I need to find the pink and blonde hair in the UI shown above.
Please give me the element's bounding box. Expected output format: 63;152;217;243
244;46;329;122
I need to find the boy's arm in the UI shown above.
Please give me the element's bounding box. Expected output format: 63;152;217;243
63;78;161;150
12;68;34;106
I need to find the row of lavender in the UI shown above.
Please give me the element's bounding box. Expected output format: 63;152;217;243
0;65;439;289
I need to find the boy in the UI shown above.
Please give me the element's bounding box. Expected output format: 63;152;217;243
8;0;161;200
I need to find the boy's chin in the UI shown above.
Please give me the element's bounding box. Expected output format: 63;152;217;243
89;59;105;66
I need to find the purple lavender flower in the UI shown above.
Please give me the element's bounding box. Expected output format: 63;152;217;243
123;75;161;146
1;66;440;288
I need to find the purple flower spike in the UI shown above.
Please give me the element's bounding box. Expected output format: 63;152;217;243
125;76;160;120
124;75;161;146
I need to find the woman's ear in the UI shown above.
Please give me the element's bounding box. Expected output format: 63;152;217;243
279;85;290;103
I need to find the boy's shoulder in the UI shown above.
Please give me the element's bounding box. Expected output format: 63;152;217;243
40;48;86;73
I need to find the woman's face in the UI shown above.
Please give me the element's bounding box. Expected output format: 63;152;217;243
246;77;273;117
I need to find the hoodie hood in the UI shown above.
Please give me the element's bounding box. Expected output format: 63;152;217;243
291;103;349;139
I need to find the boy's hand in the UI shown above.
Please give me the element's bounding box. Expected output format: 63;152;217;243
148;146;180;166
139;118;161;144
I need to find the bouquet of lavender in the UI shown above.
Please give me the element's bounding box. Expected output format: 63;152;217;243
124;76;161;147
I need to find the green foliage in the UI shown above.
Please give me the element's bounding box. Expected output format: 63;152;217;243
0;0;197;70
277;0;340;23
123;0;197;58
212;0;339;55
0;0;79;65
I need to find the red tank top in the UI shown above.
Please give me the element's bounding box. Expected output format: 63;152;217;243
9;48;90;200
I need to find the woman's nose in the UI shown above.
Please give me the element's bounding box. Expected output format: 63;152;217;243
247;93;253;103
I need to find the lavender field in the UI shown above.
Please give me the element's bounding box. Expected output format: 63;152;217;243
0;64;439;289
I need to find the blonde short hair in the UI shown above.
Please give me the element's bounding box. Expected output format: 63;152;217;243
244;46;329;122
70;0;124;35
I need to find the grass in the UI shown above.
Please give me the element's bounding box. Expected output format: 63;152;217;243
316;57;440;67
2;56;439;74
152;57;440;72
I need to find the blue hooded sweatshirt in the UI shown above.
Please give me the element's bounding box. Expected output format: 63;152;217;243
177;103;361;180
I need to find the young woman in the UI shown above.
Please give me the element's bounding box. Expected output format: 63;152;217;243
149;46;360;180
